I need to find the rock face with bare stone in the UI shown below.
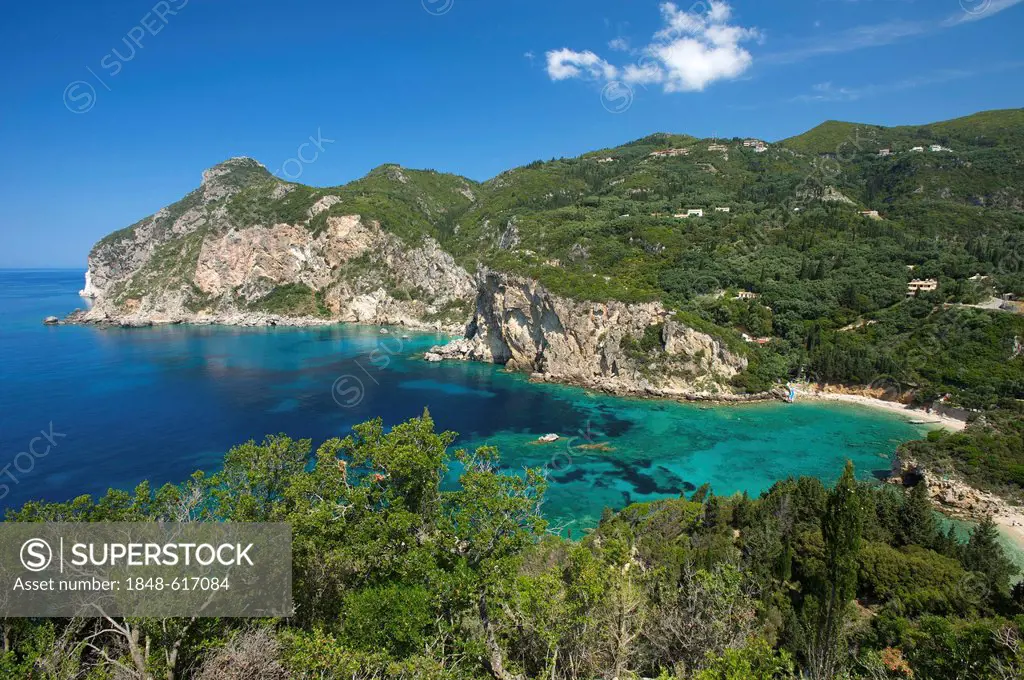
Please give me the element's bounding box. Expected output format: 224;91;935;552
888;458;1007;520
70;158;477;332
71;157;757;399
427;271;754;399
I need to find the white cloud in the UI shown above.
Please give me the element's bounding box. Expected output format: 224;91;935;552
791;81;863;103
790;62;1024;103
767;0;1024;64
545;1;759;93
608;37;630;51
622;60;664;85
708;1;733;23
765;18;928;64
545;48;618;81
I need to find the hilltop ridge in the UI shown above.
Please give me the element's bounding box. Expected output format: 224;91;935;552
72;108;1024;408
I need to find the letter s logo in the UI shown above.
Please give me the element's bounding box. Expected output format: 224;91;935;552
20;538;53;572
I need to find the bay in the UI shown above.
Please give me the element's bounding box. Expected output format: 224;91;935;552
0;269;929;530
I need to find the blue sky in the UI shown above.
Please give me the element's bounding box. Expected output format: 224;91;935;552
1;0;1022;267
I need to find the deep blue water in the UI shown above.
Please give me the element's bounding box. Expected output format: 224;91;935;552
0;270;932;532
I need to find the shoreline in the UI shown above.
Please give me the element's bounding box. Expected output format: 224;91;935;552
52;306;1024;556
890;460;1024;557
60;308;465;335
936;494;1024;562
793;385;967;432
994;513;1024;557
61;311;972;432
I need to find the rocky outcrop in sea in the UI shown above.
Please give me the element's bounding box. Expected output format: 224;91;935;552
425;271;761;399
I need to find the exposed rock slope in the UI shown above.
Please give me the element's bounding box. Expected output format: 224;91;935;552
73;157;756;396
889;458;1015;524
427;272;753;398
74;158;477;330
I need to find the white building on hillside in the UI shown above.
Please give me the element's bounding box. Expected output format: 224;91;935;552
649;148;689;159
674;209;704;219
907;279;938;296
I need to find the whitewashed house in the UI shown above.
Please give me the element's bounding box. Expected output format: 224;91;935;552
907;279;939;296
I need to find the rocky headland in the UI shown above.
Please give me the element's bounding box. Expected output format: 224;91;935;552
424;271;780;400
889;457;1024;550
67;157;768;401
68;158;476;335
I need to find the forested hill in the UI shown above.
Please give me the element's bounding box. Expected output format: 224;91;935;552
447;109;1024;408
329;109;1024;409
83;109;1024;413
781;109;1024;155
446;107;1024;305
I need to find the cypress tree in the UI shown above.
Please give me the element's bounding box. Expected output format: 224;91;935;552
703;494;722;530
963;515;1019;598
777;538;794;583
900;481;937;548
805;461;863;680
733;491;754;529
931;524;960;558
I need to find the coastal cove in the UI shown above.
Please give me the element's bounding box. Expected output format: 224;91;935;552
1;270;936;527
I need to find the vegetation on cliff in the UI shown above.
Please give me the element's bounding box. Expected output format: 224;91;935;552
899;404;1024;501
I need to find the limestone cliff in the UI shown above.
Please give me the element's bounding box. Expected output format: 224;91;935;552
72;158;476;331
427;272;753;399
74;157;757;399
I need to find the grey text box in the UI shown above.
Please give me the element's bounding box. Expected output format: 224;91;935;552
0;522;292;617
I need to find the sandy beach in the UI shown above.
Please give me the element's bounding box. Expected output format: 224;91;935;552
994;510;1024;552
791;385;1024;554
793;385;967;432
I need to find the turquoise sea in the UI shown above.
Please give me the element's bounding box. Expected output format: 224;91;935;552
0;270;933;531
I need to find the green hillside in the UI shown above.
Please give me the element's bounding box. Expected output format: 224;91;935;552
93;110;1024;410
780;108;1024;153
314;165;480;242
